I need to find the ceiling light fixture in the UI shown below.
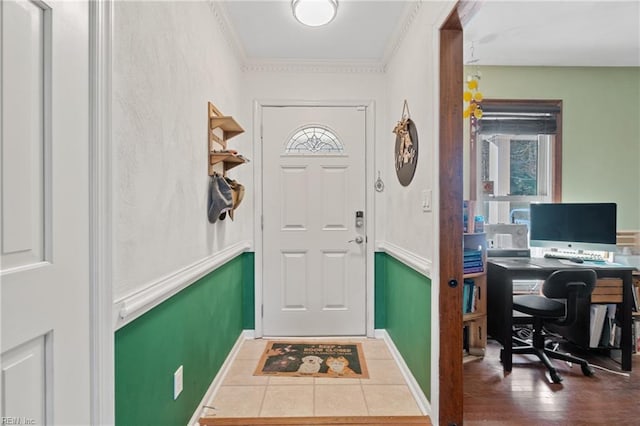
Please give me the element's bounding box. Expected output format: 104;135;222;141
292;0;338;27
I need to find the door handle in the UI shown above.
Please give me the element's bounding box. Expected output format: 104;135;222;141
348;236;364;244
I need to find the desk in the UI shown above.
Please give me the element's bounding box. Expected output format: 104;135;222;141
487;257;635;372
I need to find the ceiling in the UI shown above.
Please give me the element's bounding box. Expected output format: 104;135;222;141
218;0;640;68
464;1;640;67
219;0;413;65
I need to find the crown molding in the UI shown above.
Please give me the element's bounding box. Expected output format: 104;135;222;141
208;0;248;66
242;59;385;74
209;0;422;74
382;0;423;68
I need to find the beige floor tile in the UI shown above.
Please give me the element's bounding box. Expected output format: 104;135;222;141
260;385;314;417
268;376;315;385
360;339;392;360
314;384;368;416
361;359;406;385
236;339;268;360
222;359;269;386
315;377;361;385
363;384;422;416
207;385;266;417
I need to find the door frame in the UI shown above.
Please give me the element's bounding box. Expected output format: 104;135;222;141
438;2;480;425
253;100;376;338
89;1;114;424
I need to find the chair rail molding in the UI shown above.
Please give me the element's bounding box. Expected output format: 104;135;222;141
115;240;252;329
377;241;432;278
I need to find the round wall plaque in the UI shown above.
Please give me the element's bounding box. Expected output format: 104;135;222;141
394;118;418;186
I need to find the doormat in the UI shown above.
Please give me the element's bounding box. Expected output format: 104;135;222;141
254;341;369;379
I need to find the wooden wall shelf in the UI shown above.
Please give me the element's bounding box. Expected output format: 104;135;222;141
208;102;246;176
210;116;244;142
209;151;249;174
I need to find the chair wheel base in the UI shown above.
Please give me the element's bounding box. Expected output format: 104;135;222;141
581;364;594;377
550;370;563;383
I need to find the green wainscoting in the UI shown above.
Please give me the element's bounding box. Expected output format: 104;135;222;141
242;251;256;329
115;252;254;426
375;252;432;401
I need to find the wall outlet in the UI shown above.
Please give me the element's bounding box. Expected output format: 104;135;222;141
174;365;183;400
422;189;432;212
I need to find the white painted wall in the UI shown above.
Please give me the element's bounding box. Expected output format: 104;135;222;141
384;3;457;422
112;1;252;300
384;1;454;264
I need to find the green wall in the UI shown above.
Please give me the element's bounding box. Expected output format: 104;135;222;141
242;252;255;329
375;252;431;401
115;252;254;426
463;66;640;229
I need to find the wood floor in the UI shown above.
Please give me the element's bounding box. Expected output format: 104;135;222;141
464;339;640;425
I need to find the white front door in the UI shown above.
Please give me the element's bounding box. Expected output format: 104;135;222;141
1;1;90;424
262;106;367;336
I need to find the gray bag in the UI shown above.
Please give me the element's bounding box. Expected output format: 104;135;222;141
207;173;233;223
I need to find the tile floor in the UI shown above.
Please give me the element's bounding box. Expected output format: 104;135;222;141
202;338;423;418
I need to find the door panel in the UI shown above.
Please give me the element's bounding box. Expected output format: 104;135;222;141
321;166;348;229
1;335;48;425
281;166;308;229
1;0;90;423
322;251;348;309
262;106;366;336
1;0;45;270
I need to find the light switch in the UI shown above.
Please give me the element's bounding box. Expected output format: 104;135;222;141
422;189;432;212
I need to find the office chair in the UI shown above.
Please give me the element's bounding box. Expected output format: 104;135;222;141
510;269;597;383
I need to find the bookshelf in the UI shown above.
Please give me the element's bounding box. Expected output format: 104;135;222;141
463;232;487;357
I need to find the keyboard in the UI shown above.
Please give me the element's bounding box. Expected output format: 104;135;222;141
543;251;606;262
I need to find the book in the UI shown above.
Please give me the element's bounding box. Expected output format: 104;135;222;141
589;304;607;348
464;265;484;274
463;250;482;259
599;304;617;347
472;284;479;312
463;260;484;268
463;279;476;313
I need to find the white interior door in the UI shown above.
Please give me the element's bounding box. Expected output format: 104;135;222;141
1;1;90;423
262;106;367;336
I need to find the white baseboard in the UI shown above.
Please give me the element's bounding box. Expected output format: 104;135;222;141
187;330;253;426
375;329;431;416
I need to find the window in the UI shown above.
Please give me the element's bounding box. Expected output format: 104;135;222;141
471;100;562;225
284;126;344;155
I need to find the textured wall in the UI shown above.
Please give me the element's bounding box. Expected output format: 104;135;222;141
112;1;252;300
383;1;453;262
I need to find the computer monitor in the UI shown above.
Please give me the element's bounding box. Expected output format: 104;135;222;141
529;203;617;251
